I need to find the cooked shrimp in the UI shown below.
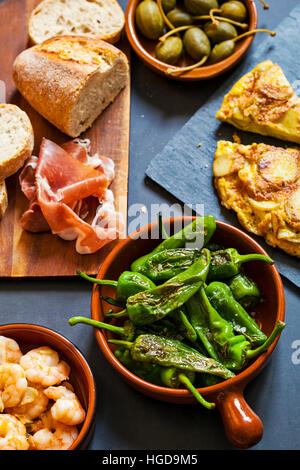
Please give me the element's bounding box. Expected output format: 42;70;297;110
0;336;23;364
44;385;86;426
28;412;78;450
20;346;70;387
6;384;49;424
0;363;27;411
0;414;29;450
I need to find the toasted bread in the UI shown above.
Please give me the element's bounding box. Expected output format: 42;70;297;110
28;0;125;45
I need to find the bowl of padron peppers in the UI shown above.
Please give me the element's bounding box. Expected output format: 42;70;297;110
70;216;285;448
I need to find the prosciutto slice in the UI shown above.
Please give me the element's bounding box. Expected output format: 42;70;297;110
20;138;123;254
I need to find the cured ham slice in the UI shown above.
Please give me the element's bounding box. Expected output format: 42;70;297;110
20;138;123;254
19;155;50;232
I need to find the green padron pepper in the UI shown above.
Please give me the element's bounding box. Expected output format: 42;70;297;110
77;269;156;304
126;248;211;326
208;248;274;280
109;334;235;380
131;215;216;273
228;271;261;308
188;288;285;371
205;282;268;346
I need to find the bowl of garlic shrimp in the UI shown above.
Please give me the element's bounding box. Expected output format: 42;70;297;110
0;323;96;450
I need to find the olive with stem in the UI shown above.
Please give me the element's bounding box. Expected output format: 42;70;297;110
135;0;165;39
208;28;276;64
204;20;238;43
218;1;247;22
158;26;210;75
183;27;211;61
167;8;194;28
155;36;184;65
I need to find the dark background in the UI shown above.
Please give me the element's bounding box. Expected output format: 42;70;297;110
0;0;299;450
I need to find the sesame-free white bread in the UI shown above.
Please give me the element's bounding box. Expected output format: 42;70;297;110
0;104;34;181
13;36;129;138
0;180;8;220
28;0;125;45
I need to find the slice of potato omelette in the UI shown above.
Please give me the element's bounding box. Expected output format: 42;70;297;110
213;140;300;257
216;60;300;145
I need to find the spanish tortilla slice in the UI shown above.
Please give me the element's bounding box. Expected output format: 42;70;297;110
213;140;300;257
216;60;300;144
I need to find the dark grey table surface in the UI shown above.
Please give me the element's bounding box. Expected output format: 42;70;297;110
0;0;299;450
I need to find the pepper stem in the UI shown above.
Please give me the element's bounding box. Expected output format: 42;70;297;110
68;316;125;336
239;254;274;265
166;56;208;75
193;15;248;29
246;321;286;360
108;339;133;349
105;309;128;318
233;29;276;43
157;0;175;30
100;295;124;307
77;270;118;287
178;373;216;410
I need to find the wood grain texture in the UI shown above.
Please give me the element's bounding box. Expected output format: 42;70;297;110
0;0;130;277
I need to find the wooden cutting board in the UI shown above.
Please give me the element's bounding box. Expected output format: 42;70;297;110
0;0;130;277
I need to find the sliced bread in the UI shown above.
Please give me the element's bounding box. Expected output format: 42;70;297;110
0;104;34;181
13;35;129;138
28;0;125;45
0;180;8;220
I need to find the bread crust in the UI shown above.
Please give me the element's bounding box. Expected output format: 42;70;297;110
0;180;8;220
0;104;34;181
13;36;129;137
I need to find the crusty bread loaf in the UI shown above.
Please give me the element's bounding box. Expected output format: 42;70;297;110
13;36;129;138
28;0;125;45
0;104;34;181
0;180;8;220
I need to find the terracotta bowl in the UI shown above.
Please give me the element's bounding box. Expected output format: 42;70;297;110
91;217;285;449
0;323;96;450
125;0;258;81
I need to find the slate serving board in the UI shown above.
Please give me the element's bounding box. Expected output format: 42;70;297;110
146;3;300;288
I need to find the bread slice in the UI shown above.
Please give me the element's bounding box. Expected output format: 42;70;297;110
0;180;8;220
13;36;129;138
28;0;125;45
0;104;34;181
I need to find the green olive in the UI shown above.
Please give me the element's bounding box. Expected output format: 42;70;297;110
183;27;211;61
208;39;235;63
135;0;165;40
155;36;183;64
184;0;219;15
204;20;237;43
167;9;193;27
162;0;177;13
220;1;247;22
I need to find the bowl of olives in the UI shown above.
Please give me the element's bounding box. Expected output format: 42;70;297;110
125;0;261;80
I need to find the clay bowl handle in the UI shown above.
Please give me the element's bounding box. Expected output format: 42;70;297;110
215;385;263;449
